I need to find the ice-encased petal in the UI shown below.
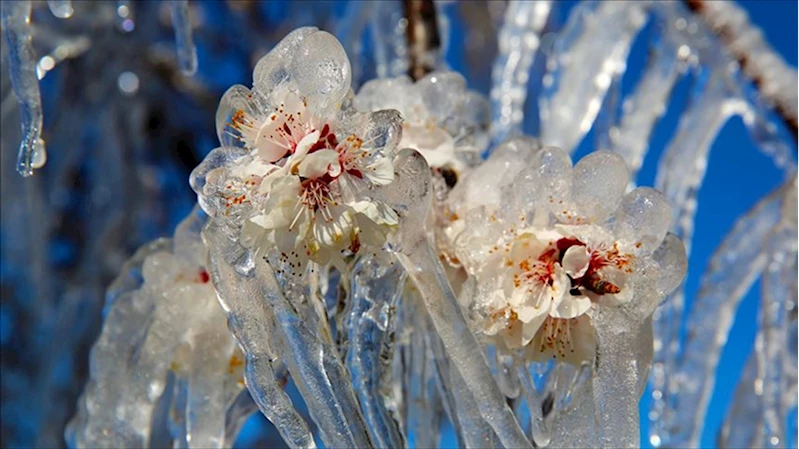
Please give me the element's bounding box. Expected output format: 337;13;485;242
651;232;687;297
571;150;629;223
253;27;317;95
614;187;672;252
289;31;352;116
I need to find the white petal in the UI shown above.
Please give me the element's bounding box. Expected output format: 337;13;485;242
350;199;399;226
298;148;338;179
551;294;592;319
520;313;548;346
293;130;321;162
363;157;395;186
561;245;590;278
241;159;278;178
312;208;354;249
254;113;291;162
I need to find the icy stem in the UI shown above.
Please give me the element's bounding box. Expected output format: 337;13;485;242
758;191;798;449
669;179;795;447
1;0;47;176
610;24;682;184
539;1;646;153
592;311;654;448
347;253;407;449
169;0;197;76
490;0;551;142
205;223;373;449
386;149;532;449
650;69;747;446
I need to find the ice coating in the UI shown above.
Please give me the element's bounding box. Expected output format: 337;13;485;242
539;2;647;153
66;208;247;449
1;0;47;176
441;140;685;447
354;70;490;175
490;0;551;143
192;29;403;272
444;141;684;364
169;0;198;76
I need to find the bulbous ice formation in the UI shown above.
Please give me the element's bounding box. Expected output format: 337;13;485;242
443;140;687;365
67;208;248;449
353;71;490;176
191;28;404;273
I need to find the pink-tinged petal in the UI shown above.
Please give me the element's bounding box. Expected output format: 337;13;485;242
550;294;592;319
253;113;290;163
562;245;590;278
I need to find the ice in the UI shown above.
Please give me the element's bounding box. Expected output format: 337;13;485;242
667;178;795;447
68;209;246;449
610;28;682;184
386;149;532;449
591;310;654;448
1;0;47;176
169;0;198;76
614;187;672;252
490;0;552;142
539;1;647;153
347;253;407;449
758;197;798;448
47;0;74;19
571;150;630;223
205;222;371;449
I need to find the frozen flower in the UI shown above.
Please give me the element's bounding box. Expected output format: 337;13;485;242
191;28;403;272
445;142;686;364
353;71;490;179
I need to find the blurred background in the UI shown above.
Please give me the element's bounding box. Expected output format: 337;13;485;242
0;1;796;448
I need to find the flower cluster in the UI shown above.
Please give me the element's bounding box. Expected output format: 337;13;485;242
191;29;403;271
353;71;490;182
443;141;685;364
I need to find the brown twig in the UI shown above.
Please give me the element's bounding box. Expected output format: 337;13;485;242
403;0;441;82
686;0;798;140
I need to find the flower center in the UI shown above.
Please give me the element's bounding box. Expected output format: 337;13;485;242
297;177;338;224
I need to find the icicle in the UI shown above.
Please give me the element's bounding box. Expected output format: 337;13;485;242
347;253;407;449
539;1;646;153
667;178;795;447
758;193;798;449
205;223;372;449
185;328;237;448
1;0;47;176
47;0;73;19
369;1;408;78
169;0;197;76
592;312;654;449
489;0;551;143
610;26;682;184
450;359;502;449
386;150;531;449
518;363;551;447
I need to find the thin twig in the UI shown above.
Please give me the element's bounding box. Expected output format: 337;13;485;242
403;0;440;81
